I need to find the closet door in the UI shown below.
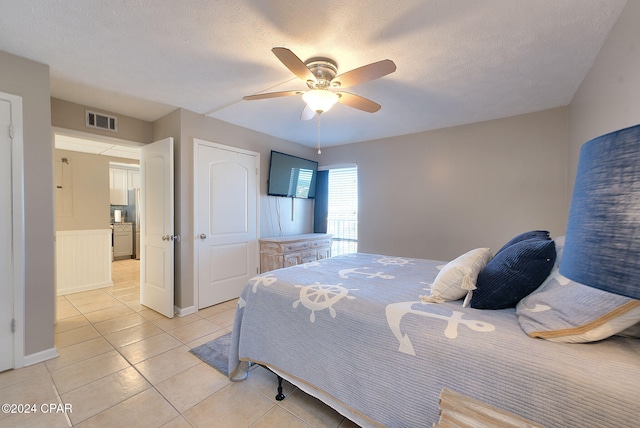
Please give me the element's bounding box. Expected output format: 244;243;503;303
196;140;259;309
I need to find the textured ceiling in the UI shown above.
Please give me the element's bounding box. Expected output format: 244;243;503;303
0;0;627;148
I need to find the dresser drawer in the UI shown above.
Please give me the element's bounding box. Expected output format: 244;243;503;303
311;238;332;248
283;241;311;252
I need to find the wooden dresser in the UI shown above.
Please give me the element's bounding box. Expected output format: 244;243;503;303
259;233;332;273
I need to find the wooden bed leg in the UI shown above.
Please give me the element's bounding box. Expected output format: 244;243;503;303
275;375;286;401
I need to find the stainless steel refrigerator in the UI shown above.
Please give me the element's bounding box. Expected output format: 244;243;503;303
127;188;141;260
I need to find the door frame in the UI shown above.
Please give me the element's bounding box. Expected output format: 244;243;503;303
192;138;260;310
2;91;25;369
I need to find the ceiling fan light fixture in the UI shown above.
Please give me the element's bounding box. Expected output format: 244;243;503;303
302;89;340;114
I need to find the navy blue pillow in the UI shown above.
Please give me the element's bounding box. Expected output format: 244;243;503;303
495;230;551;255
471;238;556;309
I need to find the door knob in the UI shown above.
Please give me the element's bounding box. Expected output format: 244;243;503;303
162;235;170;241
199;233;207;240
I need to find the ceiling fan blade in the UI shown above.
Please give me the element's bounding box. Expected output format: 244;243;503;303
336;92;381;113
243;90;303;101
332;59;396;88
301;105;316;121
272;47;316;82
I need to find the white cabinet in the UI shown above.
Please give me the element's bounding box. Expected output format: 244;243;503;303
259;234;332;273
113;223;133;260
109;167;128;205
109;164;140;205
128;169;140;190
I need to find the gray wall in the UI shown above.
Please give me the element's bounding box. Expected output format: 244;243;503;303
54;149;110;231
0;50;55;357
320;107;570;261
54;148;140;231
51;98;153;144
568;0;640;191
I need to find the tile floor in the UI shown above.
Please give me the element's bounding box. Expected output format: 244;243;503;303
0;259;359;427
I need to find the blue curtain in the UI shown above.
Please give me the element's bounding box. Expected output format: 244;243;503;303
314;170;329;233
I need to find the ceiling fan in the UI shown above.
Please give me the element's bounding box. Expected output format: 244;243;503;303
243;47;396;120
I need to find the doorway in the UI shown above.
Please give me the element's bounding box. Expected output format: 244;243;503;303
53;130;143;299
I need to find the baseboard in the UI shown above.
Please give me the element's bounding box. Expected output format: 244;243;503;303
57;281;114;296
23;346;59;367
175;305;196;317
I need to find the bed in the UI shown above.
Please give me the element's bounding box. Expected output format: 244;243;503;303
228;245;640;427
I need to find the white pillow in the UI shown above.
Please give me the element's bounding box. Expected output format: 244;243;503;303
420;248;491;303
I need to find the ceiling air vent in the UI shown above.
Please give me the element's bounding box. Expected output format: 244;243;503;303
86;110;118;132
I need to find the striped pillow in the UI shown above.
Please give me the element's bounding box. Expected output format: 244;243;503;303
516;269;640;343
471;239;556;309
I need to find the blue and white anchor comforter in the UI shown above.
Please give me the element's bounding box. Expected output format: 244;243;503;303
229;253;640;428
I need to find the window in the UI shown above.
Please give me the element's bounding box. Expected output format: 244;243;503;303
327;167;358;256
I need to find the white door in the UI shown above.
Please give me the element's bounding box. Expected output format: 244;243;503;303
1;92;24;371
196;140;259;309
140;138;175;318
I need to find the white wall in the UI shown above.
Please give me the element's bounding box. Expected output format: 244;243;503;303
320;107;570;261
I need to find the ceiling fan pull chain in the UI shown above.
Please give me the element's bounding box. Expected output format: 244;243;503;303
317;114;322;154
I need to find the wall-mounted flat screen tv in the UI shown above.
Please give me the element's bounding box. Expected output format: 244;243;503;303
267;150;318;199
